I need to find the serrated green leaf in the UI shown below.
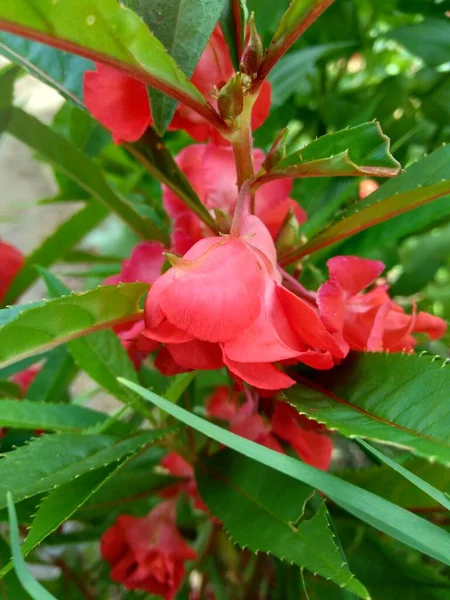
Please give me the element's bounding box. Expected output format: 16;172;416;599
387;19;450;68
281;180;450;263
2;107;168;243
288;353;450;465
356;439;450;512
0;399;127;433
315;144;450;266
119;378;450;566
7;492;57;600
127;128;218;232
258;123;400;183
4;202;109;305
124;0;225;133
196;450;369;598
0;429;170;509
0;282;148;369
0;0;219;124
0;33;91;107
40;269;148;416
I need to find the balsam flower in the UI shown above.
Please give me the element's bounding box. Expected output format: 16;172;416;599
0;239;24;302
318;256;446;352
141;215;346;390
101;501;196;600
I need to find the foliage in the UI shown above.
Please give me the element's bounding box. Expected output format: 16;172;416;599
0;0;448;598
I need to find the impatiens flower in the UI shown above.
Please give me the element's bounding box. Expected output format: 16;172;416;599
318;256;447;352
104;242;165;368
160;452;207;512
11;366;40;396
83;26;272;144
101;501;196;600
207;387;332;470
358;178;379;199
0;239;24;302
163;143;306;253
141;215;346;390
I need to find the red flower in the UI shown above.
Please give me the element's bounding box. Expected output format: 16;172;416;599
318;256;446;352
83;26;271;144
104;242;165;368
163;143;306;253
101;501;196;600
160;452;207;512
0;239;24;302
141;216;346;390
358;179;379;199
206;388;332;470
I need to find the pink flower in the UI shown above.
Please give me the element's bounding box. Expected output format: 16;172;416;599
11;366;40;396
83;26;271;144
206;388;332;470
318;256;447;352
104;242;165;368
359;179;379;199
0;239;24;302
141;216;345;390
160;452;207;512
163;143;306;253
101;501;196;600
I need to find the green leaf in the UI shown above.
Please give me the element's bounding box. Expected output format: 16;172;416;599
356;439;450;512
281;179;450;263
165;373;197;403
119;378;450;566
387;19;450;68
127;128;218;232
0;0;218;124
7;492;57;600
196;450;369;598
0;536;31;599
26;347;76;403
0;64;21;111
4;202;109;305
40;269;148;416
0;399;124;433
3;107;168;243
288;353;450;465
340;457;450;511
0;33;91;107
0;429;169;509
315;144;450;266
0;282;148;369
269;42;357;106
124;0;225;133
259;0;336;81
258;123;401;183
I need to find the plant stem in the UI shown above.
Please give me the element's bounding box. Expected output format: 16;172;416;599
230;179;252;237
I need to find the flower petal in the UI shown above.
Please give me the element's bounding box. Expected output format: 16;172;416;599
224;354;295;390
166;339;223;370
327;256;385;296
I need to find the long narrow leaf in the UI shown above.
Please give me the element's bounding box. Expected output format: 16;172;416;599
119;378;450;566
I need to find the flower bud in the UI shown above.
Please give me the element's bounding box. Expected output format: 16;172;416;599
217;73;244;122
262;127;289;172
240;13;263;78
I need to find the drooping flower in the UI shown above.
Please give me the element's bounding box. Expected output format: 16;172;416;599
101;501;196;600
163;143;306;253
104;242;165;368
0;239;24;303
141;215;346;390
318;256;446;352
83;26;272;144
206;387;332;470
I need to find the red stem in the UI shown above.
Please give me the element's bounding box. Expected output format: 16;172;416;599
232;0;243;58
